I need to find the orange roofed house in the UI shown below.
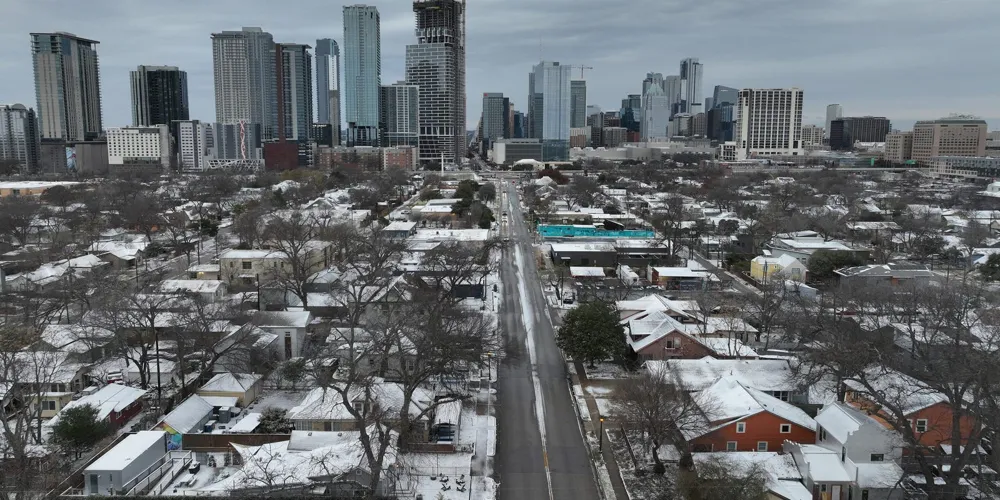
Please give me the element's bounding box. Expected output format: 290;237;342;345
844;369;978;449
684;376;816;453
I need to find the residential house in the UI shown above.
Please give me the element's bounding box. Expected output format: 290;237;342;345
767;231;868;264
810;402;906;500
647;265;715;290
197;373;263;406
48;383;147;429
83;431;168;496
158;279;228;303
89;241;146;270
252;311;312;360
186;263;221;280
219;240;333;288
287;381;433;442
684;377;816;453
783;443;855;500
844;369;978;449
645;357;808;404
37;323;114;364
750;253;807;283
382;221;417;239
834;263;935;286
622;303;757;362
2;254;109;292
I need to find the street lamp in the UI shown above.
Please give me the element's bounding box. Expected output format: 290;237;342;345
599;417;605;452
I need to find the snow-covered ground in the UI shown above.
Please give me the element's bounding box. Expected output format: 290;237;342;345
573;385;592;422
247;390;307;412
585;363;628;380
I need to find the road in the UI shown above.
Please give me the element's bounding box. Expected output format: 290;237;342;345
495;181;601;500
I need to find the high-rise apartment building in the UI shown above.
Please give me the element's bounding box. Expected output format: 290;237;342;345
679;57;703;115
130;66;189;129
664;75;682;117
640;84;669;141
911;117;987;163
106;125;172;169
829;116;891;150
31;32;103;141
272;43;313;143
343;5;382;146
825;104;842;139
406;0;467;164
884;131;913;163
211;27;275;138
481;92;509;152
381;82;420;148
528;61;572;160
315;39;341;145
0;104;40;172
801;125;825;146
735;88;804;160
570;81;587;128
712;85;738;108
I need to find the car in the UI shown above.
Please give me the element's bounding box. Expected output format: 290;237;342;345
188;461;201;474
502;211;508;217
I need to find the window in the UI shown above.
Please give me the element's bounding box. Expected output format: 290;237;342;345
780;424;791;434
870;454;884;462
242;261;252;270
862;490;869;500
818;427;827;441
665;339;677;349
42;400;57;411
916;419;928;433
757;441;768;451
323;422;332;431
736;422;746;433
820;484;828;493
353;401;364;413
726;441;737;451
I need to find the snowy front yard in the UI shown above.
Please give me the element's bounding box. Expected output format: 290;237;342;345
607;429;677;500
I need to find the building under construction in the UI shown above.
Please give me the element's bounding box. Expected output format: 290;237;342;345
405;0;467;166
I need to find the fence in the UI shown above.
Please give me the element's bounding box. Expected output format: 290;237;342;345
180;433;291;452
124;451;193;496
619;425;639;469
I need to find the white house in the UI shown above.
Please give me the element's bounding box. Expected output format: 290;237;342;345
252;311;311;360
83;431;167;495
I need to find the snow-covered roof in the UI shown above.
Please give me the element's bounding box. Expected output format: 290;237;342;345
226;413;262;434
159;279;225;294
219;249;285;260
692;451;801;480
287;382;432;422
411;228;491;242
570;266;606;277
844;367;947;415
160;395;214;433
645;357;796;392
750;254;802;268
49;383;148;426
814;402;871;444
85;431;166;472
200;396;239;407
40;323;114;352
791;445;853;482
550;242;616;253
854;462;904;488
253;310;312;328
691;377;815;436
383;221;417;232
203;428;397;492
186;263;221;273
697;337;758;358
199;373;261;394
650;266;710;278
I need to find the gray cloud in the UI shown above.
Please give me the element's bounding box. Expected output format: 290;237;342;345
1;0;997;130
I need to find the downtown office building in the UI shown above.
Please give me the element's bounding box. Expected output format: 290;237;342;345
211;27;276;139
315;39;341;145
528;61;572;161
343;5;382;146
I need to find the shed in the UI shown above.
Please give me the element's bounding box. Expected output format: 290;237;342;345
156;395;215;450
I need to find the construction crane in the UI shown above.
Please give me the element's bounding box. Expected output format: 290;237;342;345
573;65;593;79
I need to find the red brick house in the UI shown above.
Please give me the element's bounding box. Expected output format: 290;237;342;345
685;377;816;453
845;372;978;449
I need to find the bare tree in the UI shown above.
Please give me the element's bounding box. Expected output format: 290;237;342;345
261;211;329;309
0;197;41;247
678;455;770;500
612;370;712;472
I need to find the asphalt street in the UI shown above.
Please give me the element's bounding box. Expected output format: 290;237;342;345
495;181;601;500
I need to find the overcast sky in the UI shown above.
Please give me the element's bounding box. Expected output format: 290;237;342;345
2;0;998;130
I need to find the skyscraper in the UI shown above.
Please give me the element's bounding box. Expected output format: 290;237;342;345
528;61;572;161
0;104;40;172
481;92;509;152
272;43;313;143
640;84;669;142
829;116;891;150
211;27;276;138
315;39;341;145
712;85;738;107
130;66;189;128
570;80;587;128
825;104;843;139
406;0;467;164
381;82;420;148
642;73;664;96
704;98;714;112
664;75;682;117
343;5;381;146
735;88;804;160
679;57;703;115
30;32;103;141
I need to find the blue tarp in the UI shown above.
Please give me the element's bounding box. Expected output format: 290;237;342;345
538;225;655;239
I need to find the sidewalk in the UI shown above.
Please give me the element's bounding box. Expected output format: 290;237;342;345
573;360;629;500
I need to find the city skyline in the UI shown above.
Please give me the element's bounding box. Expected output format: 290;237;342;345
2;0;1000;130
